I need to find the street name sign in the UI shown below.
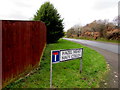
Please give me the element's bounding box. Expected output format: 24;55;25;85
51;48;83;63
50;48;83;88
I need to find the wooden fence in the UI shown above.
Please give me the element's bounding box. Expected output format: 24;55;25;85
1;20;46;87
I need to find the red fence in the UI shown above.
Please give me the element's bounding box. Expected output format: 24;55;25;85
0;21;2;89
1;20;46;87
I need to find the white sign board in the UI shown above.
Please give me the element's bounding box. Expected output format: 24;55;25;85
60;49;82;61
51;48;83;63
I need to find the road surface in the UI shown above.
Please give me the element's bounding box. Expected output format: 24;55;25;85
63;38;119;88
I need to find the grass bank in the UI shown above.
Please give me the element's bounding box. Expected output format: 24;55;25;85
5;39;108;88
74;37;120;44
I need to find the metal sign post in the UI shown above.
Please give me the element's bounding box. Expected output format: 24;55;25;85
50;48;83;88
50;51;52;88
80;49;83;73
80;57;82;73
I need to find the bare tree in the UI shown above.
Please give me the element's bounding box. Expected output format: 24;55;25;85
113;16;119;27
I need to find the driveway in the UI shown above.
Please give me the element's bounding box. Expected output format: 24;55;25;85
63;38;119;88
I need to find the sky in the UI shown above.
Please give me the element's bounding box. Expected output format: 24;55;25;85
0;0;119;31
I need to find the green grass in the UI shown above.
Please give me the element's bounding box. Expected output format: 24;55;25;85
74;37;120;44
5;39;108;88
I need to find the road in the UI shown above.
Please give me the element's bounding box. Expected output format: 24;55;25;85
63;38;119;88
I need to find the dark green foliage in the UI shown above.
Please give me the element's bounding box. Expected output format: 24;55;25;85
33;2;64;43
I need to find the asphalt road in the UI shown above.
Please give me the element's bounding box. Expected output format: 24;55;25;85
63;38;119;88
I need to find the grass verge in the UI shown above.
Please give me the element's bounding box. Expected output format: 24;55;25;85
74;37;120;44
5;39;108;88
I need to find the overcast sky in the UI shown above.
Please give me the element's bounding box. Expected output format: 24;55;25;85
0;0;119;31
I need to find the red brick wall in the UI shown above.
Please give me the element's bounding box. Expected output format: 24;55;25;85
1;20;46;87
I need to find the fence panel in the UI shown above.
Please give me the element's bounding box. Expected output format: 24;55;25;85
1;20;46;87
